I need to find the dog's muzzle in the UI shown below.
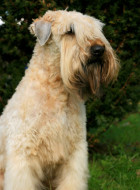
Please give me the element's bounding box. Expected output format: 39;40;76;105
87;45;105;65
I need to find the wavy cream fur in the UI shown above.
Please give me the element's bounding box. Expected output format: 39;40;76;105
0;10;119;190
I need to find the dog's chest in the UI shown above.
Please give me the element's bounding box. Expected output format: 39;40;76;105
30;97;86;164
7;91;86;165
4;71;86;165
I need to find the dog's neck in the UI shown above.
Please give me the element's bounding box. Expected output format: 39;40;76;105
25;42;84;104
27;41;60;80
30;41;60;69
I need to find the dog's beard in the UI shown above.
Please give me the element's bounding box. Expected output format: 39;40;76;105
69;62;103;98
86;64;102;95
70;49;118;98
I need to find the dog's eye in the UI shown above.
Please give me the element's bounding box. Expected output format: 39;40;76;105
66;29;74;35
66;25;75;35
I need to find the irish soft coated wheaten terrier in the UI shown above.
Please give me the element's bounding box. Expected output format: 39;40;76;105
0;10;119;190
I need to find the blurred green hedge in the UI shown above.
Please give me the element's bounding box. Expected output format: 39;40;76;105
0;0;140;141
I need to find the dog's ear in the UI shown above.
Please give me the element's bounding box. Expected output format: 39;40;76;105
29;20;51;46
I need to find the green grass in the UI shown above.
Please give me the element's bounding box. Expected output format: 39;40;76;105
88;110;140;190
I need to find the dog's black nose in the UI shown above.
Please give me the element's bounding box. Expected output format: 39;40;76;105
91;45;105;57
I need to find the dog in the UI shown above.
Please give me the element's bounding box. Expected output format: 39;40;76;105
0;10;119;190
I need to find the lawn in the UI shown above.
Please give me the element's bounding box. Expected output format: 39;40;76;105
89;110;140;190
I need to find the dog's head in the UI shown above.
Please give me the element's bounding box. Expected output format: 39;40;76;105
30;10;119;98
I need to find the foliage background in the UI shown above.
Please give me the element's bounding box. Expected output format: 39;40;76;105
0;0;140;148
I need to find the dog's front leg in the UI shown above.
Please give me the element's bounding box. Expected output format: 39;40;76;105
4;154;43;190
0;169;4;190
56;141;89;190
